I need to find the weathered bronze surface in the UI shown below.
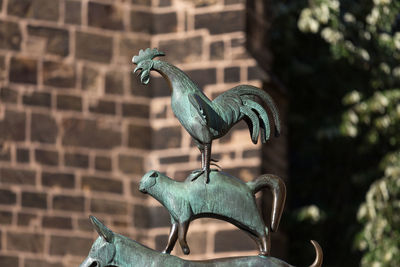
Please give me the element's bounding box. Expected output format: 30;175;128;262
79;216;323;267
133;48;281;182
139;170;286;256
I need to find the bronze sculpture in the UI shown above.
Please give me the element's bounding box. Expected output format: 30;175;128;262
80;216;323;267
133;48;281;182
139;170;286;256
78;48;324;266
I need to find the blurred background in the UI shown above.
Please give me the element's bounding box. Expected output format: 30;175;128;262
0;0;398;266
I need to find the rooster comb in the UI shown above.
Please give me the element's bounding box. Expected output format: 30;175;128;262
132;48;165;64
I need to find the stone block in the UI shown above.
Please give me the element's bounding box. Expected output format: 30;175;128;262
57;94;82;111
28;26;69;57
8;0;59;21
65;0;81;24
17;148;30;163
119;37;150;64
0;168;35;185
62;118;121;149
0;144;11;161
65;152;88;168
210;41;224;60
118;154;144;174
133;205;170;228
152;12;177;34
153;126;181;149
122;103;149;118
31;113;58;144
9;57;37;84
214;229;257;252
90;198;127;215
21;191;47;209
130;73;151;97
88;2;124;30
42;171;75;188
17;212;37;226
43;61;75;87
75;31;113;63
0;189;17;204
0;256;18;266
53;195;84;212
81;65;100;91
224;66;240;83
130;11;152;33
105;71;124;94
159;36;203;64
0;87;18;103
89;100;116;115
128;124;151;149
195;10;244;34
0;211;12;224
81;176;123;194
186;68;216;89
159;155;189;165
0;20;22;50
49;235;92;256
35;149;58;166
43;216;72;229
0;110;25;141
131;0;151;5
247;65;267;81
22;92;51;107
24;259;63;267
95;156;112;171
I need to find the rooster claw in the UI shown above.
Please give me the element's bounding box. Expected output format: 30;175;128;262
189;168;219;183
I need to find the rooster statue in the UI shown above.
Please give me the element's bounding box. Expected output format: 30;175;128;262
133;48;281;182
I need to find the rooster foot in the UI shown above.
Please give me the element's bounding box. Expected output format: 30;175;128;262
190;168;219;183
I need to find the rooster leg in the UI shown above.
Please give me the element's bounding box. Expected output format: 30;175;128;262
190;143;212;183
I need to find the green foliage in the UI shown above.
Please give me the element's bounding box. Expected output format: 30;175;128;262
269;0;400;265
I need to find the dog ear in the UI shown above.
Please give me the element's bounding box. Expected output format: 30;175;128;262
89;215;114;242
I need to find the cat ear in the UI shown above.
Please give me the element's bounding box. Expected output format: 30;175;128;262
89;215;114;242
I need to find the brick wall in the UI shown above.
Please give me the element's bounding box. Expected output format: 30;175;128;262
0;0;281;266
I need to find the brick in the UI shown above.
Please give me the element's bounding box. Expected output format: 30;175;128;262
118;154;143;174
62;118;121;149
0;55;5;81
76;31;113;63
118;37;150;64
23;92;51;107
89;100;116;115
49;235;92;256
247;65;267;80
130;73;151;97
24;259;63;267
88;2;124;31
186;68;216;89
0;168;36;185
42;171;75;188
0;144;11;161
159;36;203;64
153;126;181;149
0;256;18;266
231;36;245;48
7;232;44;253
0;189;17;204
31;113;58;143
77;218;92;232
130;11;152;33
57;94;82;111
224;67;240;83
153;12;178;34
17;212;37;226
0;87;18;103
95;156;112;171
43;61;75;87
158;0;172;6
28;26;69;57
133;205;170;228
43;216;72;229
210;41;224;60
22;191;47;209
128;124;151;149
105;71;124;94
0;20;22;50
0;211;12;224
90;198;127;215
81;65;100;91
150;77;171;97
225;0;244;4
243;149;259;158
195;10;244;34
131;0;151;5
35;149;58;166
17;148;29;163
65;152;88;168
9;57;37;84
159;155;189;164
214;229;257;252
82;176;123;194
122;103;149;118
53;195;84;212
65;1;81;25
8;0;59;21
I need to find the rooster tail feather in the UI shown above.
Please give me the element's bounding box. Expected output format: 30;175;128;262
243;100;271;142
132;48;165;65
234;85;281;137
240;106;260;144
